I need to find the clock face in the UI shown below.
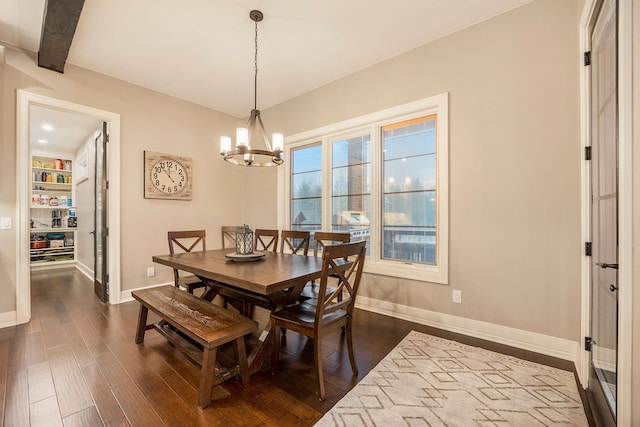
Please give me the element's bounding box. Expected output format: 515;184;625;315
150;159;187;195
144;151;193;200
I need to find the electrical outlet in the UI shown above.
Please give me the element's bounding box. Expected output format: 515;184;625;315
452;289;462;304
147;267;155;277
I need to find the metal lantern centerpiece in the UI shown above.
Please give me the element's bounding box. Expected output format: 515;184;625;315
236;224;254;255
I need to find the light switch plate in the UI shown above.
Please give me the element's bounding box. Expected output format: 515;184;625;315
0;217;11;229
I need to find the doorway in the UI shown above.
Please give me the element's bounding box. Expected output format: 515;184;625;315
587;0;617;425
16;91;122;323
580;0;633;424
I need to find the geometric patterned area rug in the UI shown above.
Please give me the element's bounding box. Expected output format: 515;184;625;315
315;330;588;426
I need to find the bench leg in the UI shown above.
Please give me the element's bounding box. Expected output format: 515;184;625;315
199;347;217;408
234;337;250;385
135;305;149;344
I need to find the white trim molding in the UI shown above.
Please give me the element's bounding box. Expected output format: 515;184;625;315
579;0;633;424
16;91;122;325
355;296;580;364
75;262;94;281
119;282;173;303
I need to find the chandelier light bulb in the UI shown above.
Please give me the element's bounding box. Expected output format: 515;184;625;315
236;128;249;148
220;136;231;154
272;133;284;152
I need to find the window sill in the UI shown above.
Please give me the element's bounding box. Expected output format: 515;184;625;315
365;261;448;284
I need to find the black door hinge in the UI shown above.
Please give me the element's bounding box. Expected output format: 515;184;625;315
585;242;592;256
584;51;591;66
585;336;594;351
585;146;591;160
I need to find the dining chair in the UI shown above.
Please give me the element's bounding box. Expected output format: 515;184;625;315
280;230;310;255
299;231;351;301
270;240;367;400
167;230;207;294
221;225;244;250
254;229;279;252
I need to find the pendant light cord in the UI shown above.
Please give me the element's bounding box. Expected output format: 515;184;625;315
254;19;259;111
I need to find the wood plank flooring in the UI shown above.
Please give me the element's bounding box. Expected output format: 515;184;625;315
0;267;593;426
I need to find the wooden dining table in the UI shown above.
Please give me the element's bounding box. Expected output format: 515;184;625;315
152;249;326;375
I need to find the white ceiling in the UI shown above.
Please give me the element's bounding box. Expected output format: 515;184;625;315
29;106;102;155
1;0;533;120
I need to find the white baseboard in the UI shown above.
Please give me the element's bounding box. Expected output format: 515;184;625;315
119;282;173;303
355;296;580;365
75;262;94;281
593;346;617;373
0;311;17;329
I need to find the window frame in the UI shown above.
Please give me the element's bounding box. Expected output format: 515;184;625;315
277;93;448;284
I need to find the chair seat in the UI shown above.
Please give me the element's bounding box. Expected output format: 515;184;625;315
298;282;340;301
271;301;347;329
177;275;206;293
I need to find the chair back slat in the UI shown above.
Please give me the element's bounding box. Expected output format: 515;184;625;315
221;225;244;249
254;229;279;252
280;230;310;255
315;241;366;323
312;232;350;256
167;230;206;285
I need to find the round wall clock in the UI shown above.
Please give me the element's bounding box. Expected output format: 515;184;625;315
144;151;193;200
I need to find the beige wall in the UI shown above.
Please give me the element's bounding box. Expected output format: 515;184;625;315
0;45;265;310
264;0;584;341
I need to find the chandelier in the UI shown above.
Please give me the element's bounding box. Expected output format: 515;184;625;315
220;10;284;167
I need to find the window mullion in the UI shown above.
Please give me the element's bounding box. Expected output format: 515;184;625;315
369;123;381;262
321;136;332;231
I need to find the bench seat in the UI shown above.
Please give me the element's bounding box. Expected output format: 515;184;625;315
132;285;258;408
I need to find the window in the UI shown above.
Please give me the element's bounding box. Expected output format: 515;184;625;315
331;133;371;253
279;94;448;283
290;144;322;232
382;116;437;264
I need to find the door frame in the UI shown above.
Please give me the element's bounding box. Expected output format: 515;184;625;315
579;0;632;425
16;90;122;322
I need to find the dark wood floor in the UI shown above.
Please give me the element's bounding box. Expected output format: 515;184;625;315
0;267;593;426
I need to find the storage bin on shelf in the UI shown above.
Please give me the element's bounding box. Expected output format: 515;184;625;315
47;233;65;248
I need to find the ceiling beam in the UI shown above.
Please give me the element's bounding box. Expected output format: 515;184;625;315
38;0;85;73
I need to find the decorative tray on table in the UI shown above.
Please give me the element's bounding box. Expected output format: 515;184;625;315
224;252;266;262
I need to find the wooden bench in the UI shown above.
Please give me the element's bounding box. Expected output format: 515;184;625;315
131;285;258;408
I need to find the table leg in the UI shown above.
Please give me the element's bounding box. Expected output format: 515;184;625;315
246;327;273;376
